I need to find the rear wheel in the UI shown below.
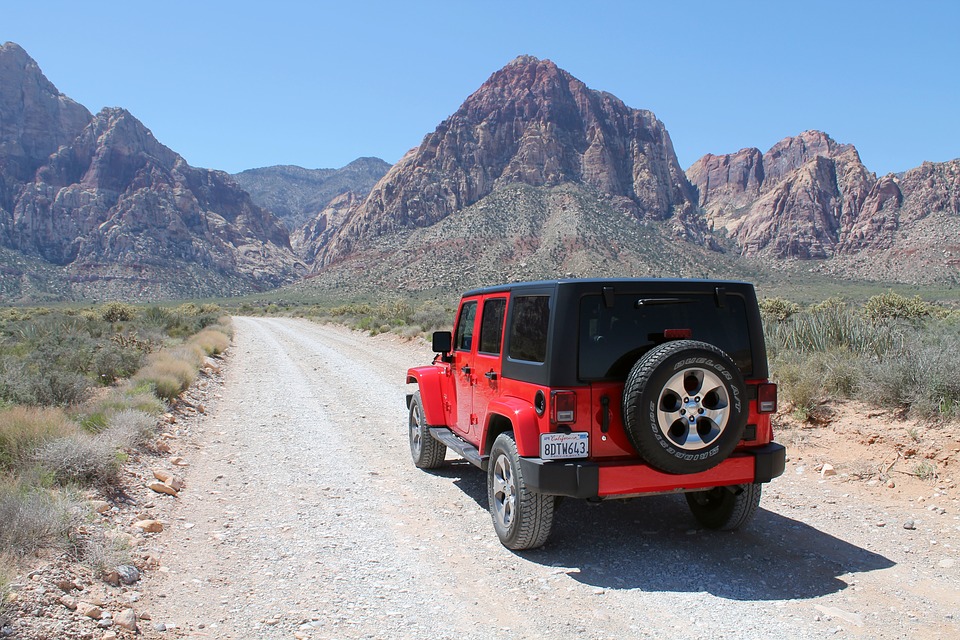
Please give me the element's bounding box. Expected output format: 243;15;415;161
409;391;446;469
685;483;762;530
488;432;554;550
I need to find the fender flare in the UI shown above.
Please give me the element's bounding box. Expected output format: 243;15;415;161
406;366;447;427
484;397;541;457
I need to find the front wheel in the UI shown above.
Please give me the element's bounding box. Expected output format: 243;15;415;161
488;432;554;550
409;391;446;469
685;483;762;530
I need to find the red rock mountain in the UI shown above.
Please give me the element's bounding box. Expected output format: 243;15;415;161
687;130;959;272
310;55;712;268
0;42;301;300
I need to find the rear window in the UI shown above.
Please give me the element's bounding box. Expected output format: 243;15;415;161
508;296;550;363
578;293;753;380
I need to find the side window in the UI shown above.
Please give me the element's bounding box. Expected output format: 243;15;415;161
478;298;507;355
454;301;478;352
508;296;550;363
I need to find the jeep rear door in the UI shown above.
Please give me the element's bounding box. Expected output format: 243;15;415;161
473;295;508;432
451;298;479;439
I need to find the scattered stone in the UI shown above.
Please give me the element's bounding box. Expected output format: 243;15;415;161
114;609;138;632
59;594;77;610
904;519;917;530
57;579;79;592
134;520;164;533
814;605;863;626
887;480;896;488
102;633;118;640
97;618;114;629
155;439;172;453
102;571;121;587
939;558;955;569
153;622;167;632
153;469;173;483
90;500;112;514
166;476;185;491
147;482;178;496
78;602;103;619
116;565;141;585
821;464;837;478
170;456;188;466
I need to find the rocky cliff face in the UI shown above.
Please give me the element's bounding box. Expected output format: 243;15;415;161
314;55;710;267
687;131;960;282
688;131;888;258
232;157;390;232
0;43;301;300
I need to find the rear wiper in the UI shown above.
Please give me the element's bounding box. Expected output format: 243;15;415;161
634;298;694;308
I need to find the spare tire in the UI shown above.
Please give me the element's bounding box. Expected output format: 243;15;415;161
622;340;747;474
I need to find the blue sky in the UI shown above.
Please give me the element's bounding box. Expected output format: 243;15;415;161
5;1;958;175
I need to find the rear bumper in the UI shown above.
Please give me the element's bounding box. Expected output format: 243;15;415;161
519;443;786;499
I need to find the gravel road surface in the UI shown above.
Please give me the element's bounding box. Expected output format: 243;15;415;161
140;317;960;639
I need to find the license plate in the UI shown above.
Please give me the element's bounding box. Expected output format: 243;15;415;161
540;432;589;460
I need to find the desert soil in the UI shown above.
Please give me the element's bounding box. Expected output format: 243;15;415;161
9;317;959;639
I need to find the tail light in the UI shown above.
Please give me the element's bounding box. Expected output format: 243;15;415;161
757;383;778;414
551;391;576;424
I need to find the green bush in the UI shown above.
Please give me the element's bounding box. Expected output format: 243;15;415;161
33;434;119;488
759;297;801;322
100;302;137;323
863;292;938;322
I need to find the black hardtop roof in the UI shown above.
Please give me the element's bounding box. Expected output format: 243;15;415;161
460;278;756;298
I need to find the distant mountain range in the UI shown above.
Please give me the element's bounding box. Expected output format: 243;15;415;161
1;43;957;302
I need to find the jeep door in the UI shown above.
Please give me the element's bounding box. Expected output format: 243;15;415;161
473;295;508;430
451;298;480;439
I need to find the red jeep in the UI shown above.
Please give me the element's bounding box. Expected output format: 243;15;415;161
406;279;784;549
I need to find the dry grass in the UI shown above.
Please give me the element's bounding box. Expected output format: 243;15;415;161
0;480;80;558
190;328;230;356
0;406;75;470
133;352;197;401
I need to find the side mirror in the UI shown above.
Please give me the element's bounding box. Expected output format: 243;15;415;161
432;331;452;354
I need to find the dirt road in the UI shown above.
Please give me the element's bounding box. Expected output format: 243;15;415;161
141;317;959;639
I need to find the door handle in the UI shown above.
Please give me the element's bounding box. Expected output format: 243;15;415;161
460;365;472;375
484;371;498;381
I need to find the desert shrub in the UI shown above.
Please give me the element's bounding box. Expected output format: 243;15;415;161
92;342;145;385
0;406;74;471
863;292;939;322
809;297;848;314
102;409;155;450
33;434;119;487
0;483;80;557
409;300;451;332
759;297;801;322
100;302;137;323
141;305;172;329
771;352;827;421
10;366;91;406
76;529;131;573
859;330;960;418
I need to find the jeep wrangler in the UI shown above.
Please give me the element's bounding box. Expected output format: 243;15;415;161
406;279;785;549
